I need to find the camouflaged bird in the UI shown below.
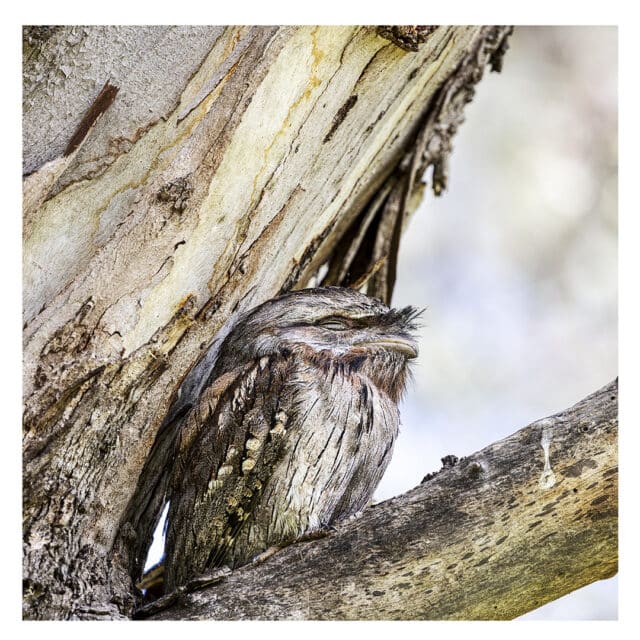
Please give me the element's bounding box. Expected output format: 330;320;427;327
163;287;420;590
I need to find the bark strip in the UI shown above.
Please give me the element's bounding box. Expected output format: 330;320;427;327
63;81;119;156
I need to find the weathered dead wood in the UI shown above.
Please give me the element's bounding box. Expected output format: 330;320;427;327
22;26;513;619
142;379;617;620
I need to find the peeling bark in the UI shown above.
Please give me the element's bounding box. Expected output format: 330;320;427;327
376;26;439;52
140;380;618;620
22;26;517;620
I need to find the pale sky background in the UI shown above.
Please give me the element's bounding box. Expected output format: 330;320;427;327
376;26;618;619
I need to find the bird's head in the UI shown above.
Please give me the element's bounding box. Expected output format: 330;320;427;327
215;287;421;401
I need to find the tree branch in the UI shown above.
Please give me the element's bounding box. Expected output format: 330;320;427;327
143;379;618;620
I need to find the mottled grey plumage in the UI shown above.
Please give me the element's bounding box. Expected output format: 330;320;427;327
164;287;419;590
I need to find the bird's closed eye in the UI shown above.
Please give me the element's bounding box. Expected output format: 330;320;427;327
317;317;350;331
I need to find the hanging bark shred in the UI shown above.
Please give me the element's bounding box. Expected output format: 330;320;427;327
322;26;514;305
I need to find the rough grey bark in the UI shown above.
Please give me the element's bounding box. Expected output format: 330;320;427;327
22;25;536;621
142;379;618;620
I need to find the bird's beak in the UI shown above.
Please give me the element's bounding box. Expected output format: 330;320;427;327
354;337;418;359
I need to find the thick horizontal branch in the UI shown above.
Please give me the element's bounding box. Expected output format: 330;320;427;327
146;379;618;620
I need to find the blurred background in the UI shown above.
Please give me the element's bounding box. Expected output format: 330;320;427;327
375;26;618;619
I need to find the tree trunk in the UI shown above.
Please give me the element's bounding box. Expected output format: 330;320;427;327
23;25;525;620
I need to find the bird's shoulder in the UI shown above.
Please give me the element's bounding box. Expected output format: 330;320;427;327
173;353;296;491
166;353;297;575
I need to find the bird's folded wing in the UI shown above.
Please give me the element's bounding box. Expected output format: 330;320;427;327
165;353;295;586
